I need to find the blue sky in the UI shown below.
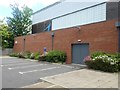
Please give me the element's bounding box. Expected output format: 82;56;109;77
0;0;109;21
0;0;59;20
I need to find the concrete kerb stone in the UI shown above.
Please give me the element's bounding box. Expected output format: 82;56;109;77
0;56;17;58
51;62;87;70
1;56;39;62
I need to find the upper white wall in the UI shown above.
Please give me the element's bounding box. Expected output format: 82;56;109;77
32;1;106;25
52;3;106;30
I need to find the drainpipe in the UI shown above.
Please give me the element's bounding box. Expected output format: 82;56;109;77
23;37;26;52
118;28;120;53
51;32;54;50
115;22;120;53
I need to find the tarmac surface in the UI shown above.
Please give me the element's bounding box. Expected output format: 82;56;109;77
1;56;118;89
1;56;81;88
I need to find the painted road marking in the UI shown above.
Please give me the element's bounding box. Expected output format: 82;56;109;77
2;62;36;67
47;85;56;88
0;65;3;67
19;67;61;74
60;65;73;68
25;59;37;62
52;63;73;68
40;70;78;80
8;64;47;70
2;62;26;65
21;82;44;88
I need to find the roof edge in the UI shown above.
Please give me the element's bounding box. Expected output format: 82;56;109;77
32;1;62;15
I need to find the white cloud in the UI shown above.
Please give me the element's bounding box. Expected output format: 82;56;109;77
0;0;60;20
36;0;60;5
0;0;60;8
0;0;14;7
0;16;4;20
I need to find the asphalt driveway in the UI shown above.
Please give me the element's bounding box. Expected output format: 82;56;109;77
1;56;80;88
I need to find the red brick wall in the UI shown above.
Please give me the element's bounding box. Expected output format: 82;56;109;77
14;19;118;64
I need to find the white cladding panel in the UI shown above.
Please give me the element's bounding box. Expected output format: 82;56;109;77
32;1;105;24
52;3;106;30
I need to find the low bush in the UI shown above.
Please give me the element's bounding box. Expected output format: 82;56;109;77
91;51;106;58
84;53;120;72
17;52;25;58
29;53;35;59
45;50;66;63
9;53;18;57
34;52;40;60
9;51;41;60
39;56;46;61
24;51;31;59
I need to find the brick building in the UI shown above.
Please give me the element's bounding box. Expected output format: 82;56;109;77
14;0;120;64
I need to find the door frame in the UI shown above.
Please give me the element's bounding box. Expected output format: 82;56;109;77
71;43;89;64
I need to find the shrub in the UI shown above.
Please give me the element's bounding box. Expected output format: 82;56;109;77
39;56;46;61
91;51;106;58
114;53;120;59
9;53;18;57
29;53;34;59
34;55;40;60
17;52;25;58
84;56;92;62
85;54;119;72
45;50;66;63
9;51;41;60
34;52;40;60
24;51;31;59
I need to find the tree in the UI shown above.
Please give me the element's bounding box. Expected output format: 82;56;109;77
0;20;14;48
7;4;33;37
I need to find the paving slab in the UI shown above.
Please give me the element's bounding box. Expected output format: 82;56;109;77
22;81;53;88
41;69;118;88
22;81;67;89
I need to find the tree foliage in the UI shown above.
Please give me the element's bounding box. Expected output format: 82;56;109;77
7;4;33;37
0;20;14;48
0;4;33;49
